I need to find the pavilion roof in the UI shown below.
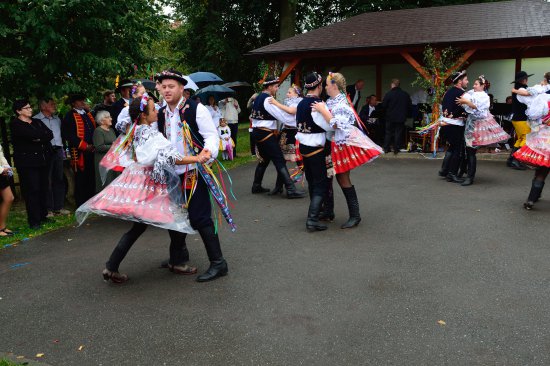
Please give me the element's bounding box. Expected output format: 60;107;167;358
248;0;550;57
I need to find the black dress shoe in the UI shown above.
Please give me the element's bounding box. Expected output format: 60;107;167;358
461;177;474;186
446;173;464;183
196;259;228;282
251;184;270;194
524;201;535;210
306;219;328;232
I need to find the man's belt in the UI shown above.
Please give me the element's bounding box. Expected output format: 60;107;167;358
301;147;324;158
255;127;278;142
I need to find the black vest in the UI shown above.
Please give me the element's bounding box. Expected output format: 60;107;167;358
512;82;528;121
251;92;276;121
296;96;325;134
157;99;204;151
441;87;466;120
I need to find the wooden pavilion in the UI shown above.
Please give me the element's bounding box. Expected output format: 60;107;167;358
248;0;550;99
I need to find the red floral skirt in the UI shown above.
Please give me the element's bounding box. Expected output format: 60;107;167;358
331;141;382;174
514;145;550;167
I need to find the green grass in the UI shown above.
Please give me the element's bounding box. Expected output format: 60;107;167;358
0;125;256;249
0;358;28;366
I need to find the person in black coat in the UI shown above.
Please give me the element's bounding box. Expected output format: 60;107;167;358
110;79;134;123
11;99;54;229
381;79;412;154
346;79;365;111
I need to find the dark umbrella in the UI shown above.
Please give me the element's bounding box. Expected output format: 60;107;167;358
195;84;235;102
222;81;252;89
136;79;156;90
189;72;224;88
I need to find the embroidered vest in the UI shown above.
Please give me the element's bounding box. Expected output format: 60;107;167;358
296;96;325;134
251;93;276;121
158;99;204;152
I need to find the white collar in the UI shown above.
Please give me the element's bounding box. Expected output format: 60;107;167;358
74;108;86;115
167;96;185;115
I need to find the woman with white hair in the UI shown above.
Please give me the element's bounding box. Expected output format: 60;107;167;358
93;110;117;191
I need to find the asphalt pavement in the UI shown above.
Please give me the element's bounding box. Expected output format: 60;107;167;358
1;157;550;366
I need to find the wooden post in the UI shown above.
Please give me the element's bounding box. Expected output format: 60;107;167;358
400;52;430;80
278;58;301;83
375;63;382;98
515;56;522;73
293;66;302;86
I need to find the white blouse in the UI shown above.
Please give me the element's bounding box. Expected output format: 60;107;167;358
326;93;355;145
463;90;490;119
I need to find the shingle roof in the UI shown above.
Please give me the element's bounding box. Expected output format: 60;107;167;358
249;0;550;56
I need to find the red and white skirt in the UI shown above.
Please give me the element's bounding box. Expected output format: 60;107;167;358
464;114;510;147
331;126;383;174
514;124;550;167
76;164;194;233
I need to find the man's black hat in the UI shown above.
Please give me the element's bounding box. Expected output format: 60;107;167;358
116;78;134;92
304;72;322;90
511;71;534;84
66;93;86;105
156;69;188;86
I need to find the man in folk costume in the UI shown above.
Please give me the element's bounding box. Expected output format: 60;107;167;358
156;69;228;282
62;93;96;206
250;75;305;198
507;71;533;170
438;71;468;183
110;78;134;123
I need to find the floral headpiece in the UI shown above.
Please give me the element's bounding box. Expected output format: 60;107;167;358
477;75;490;91
326;72;336;85
140;92;149;112
291;83;303;97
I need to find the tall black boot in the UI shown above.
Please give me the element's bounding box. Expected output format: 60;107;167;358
278;166;306;199
319;179;335;222
461;151;477;186
438;151;452;177
251;164;270;193
268;173;284;195
196;226;228;282
306;195;328;232
457;150;468;178
341;186;361;229
524;180;545;210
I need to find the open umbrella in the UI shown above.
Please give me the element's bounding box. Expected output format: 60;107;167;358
183;76;199;91
136;79;156;90
195;84;235;102
222;81;251;89
189;72;224;88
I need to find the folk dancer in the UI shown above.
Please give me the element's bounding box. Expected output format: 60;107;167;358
438;71;468;183
312;72;383;229
250;75;306;199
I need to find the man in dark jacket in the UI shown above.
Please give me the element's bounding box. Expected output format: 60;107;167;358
110;79;134;123
346;79;365;111
381;79;412;154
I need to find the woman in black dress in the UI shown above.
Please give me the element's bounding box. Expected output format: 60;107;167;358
11;99;53;229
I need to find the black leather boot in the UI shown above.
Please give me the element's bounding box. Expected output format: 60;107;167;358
306;195;328;232
341;186;361;229
268;173;284;195
461;151;476;186
251;164;269;193
446;173;465;183
196;226;228;282
278;166;306;199
319;179;335;222
524;180;545;210
438;151;452;177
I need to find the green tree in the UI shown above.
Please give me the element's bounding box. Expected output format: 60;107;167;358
0;0;167;112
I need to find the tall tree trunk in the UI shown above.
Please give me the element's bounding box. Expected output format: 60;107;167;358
279;0;296;40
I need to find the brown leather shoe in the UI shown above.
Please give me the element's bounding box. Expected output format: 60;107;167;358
168;264;198;275
102;269;129;284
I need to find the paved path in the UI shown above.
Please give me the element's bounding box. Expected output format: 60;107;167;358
1;158;550;365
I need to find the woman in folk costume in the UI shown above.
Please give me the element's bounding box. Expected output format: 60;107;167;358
267;84;305;195
511;75;550;210
512;72;550;128
312;72;383;229
76;96;210;283
455;75;510;186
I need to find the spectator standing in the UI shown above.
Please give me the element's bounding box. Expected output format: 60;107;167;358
381;79;412;154
206;96;222;128
11;99;53;229
92;90;116;117
93;110;117;192
62;93;96;206
34;98;70;216
346;79;365;111
0;144;14;236
110;79;134;123
359;95;383;143
219;97;241;157
247;92;259;156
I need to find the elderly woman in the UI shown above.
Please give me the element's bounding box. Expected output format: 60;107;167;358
11;99;53;229
93;110;117;191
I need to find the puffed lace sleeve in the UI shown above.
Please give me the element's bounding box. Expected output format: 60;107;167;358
526;84;550;97
464;91;489;119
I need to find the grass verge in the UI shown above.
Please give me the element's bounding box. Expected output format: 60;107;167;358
0;125;256;249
